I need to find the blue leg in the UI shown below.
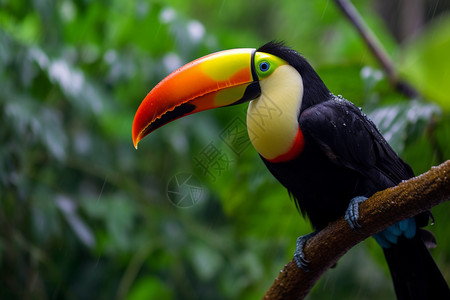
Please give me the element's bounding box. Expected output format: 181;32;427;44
294;231;318;271
373;218;416;248
344;196;367;231
345;196;417;248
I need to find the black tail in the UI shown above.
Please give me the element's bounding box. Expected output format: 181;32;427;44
383;234;450;299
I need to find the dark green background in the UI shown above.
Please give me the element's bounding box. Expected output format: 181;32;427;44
1;0;449;299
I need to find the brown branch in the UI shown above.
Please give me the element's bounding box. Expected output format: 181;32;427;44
263;160;450;300
333;0;420;99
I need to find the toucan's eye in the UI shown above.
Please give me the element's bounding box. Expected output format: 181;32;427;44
259;62;270;72
254;52;287;78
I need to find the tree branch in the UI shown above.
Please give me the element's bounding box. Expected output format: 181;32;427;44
333;0;420;99
263;160;450;300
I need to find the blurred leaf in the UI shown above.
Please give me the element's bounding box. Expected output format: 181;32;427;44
31;187;62;243
318;63;365;106
401;133;439;175
126;276;174;300
3;94;68;161
56;195;96;248
368;100;440;153
188;243;224;280
435;115;450;159
81;194;137;253
400;15;450;111
29;48;106;115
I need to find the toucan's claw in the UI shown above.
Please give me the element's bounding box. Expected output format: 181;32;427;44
344;196;417;248
344;196;367;232
294;231;318;271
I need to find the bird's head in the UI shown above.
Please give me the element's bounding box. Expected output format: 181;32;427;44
132;42;330;152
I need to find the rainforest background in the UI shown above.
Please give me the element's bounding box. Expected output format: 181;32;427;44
1;0;450;299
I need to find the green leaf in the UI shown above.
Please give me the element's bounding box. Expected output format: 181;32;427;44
400;16;450;111
81;194;137;253
318;63;365;106
435;115;450;159
126;276;174;300
368;100;440;154
4;95;68;161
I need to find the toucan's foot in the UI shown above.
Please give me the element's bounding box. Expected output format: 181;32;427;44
294;231;318;271
344;196;368;231
344;196;417;248
373;218;416;248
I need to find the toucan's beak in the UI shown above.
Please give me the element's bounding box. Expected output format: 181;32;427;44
132;48;260;148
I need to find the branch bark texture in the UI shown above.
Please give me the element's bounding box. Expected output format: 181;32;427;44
263;160;450;300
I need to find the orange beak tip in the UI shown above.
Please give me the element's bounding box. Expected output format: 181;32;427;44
132;135;141;149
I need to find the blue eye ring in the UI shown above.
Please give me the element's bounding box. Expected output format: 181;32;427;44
259;61;270;72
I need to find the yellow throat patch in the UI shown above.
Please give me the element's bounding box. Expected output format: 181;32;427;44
247;64;303;161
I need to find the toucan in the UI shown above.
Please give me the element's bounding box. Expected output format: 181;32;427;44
132;41;449;299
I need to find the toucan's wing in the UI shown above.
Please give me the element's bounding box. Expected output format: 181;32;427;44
299;98;414;189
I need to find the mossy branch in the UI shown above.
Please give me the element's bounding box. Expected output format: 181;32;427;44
263;160;450;300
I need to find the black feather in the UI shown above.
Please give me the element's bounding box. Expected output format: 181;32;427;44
257;42;449;298
257;41;330;111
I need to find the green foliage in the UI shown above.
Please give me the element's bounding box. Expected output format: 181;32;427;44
0;0;449;299
400;16;450;111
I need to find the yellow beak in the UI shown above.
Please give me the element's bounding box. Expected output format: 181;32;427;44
132;48;260;148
